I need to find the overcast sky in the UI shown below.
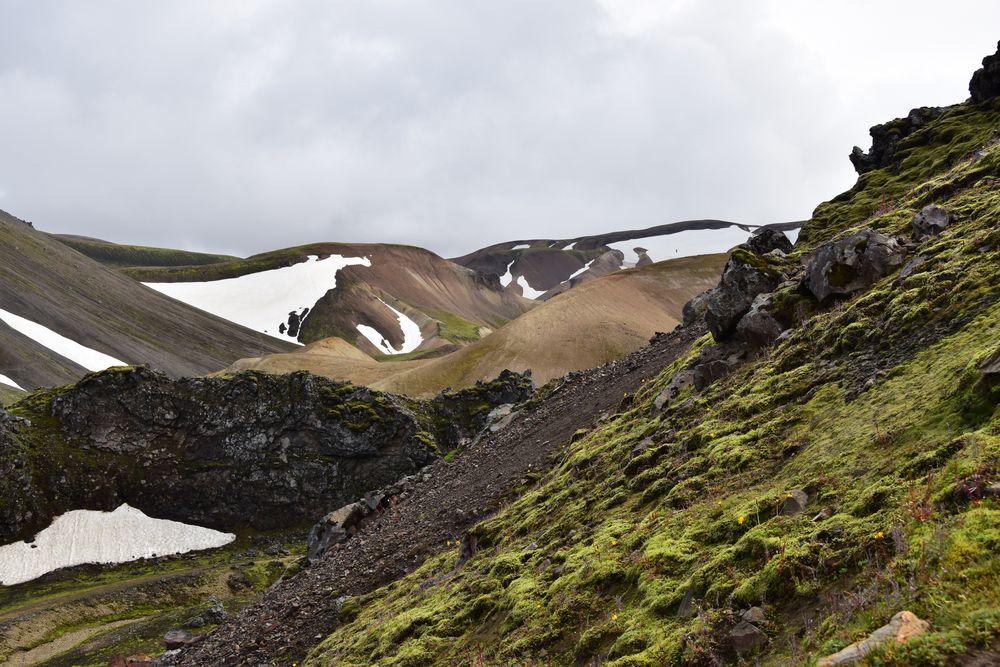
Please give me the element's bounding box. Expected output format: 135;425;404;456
1;1;997;258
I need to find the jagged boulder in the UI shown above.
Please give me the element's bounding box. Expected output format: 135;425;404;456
981;348;1000;384
652;369;695;413
781;490;809;516
728;620;768;653
682;290;712;328
742;228;793;255
163;629;197;650
911;205;954;237
849;107;945;175
735;293;785;348
704;251;783;341
802;230;906;303
308;502;367;563
970;40;1000;103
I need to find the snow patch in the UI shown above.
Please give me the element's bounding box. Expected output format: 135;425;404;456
516;275;546;300
144;254;371;343
511;243;530;250
565;259;595;282
0;504;235;586
0;374;23;390
499;260;516;287
355;299;423;355
0;308;126;372
785;227;801;245
608;226;752;266
564;242;578;250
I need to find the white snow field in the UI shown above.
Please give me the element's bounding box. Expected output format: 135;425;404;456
355;299;423;355
144;254;371;342
0;374;22;390
785;227;801;244
0;504;235;586
565;259;595;282
499;260;516;287
609;226;753;267
516;275;547;300
0;308;126;372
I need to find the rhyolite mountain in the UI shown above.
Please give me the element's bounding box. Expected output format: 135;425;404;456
451;219;802;301
0;210;293;391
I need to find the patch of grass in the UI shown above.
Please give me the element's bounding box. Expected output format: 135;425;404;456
56;237;238;269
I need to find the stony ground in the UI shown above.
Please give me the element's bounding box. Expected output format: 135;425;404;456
169;325;704;665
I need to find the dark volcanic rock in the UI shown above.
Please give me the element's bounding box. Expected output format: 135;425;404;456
911;205;954;237
164;629;197;650
802;230;906;303
742;228;793;255
729;620;768;653
682;290;712;328
704;251;783;341
735;293;785;348
970;40;1000;103
0;367;532;544
849;107;945;175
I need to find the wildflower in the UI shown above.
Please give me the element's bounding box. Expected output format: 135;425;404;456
738;516;746;525
874;531;884;540
612;613;619;622
611;539;619;546
715;501;722;506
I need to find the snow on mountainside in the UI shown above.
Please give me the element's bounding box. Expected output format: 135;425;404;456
0;504;234;586
0;211;293;391
0;307;126;372
144;254;371;343
452;219;803;301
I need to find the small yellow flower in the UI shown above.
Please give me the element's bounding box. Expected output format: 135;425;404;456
611;613;619;622
738;516;746;525
611;539;619;546
874;531;884;540
715;500;722;506
785;492;793;498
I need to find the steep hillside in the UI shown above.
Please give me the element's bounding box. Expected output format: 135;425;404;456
452;220;802;301
130;243;533;355
170;46;1000;666
0;211;293;390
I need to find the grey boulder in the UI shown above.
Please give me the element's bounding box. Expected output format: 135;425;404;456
802;230;906;303
911;205;954;236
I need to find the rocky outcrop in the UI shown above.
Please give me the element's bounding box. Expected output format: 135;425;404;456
849;107;945;175
911;205;954;237
970;40;1000;103
682;291;712;328
704;251;784;341
735;293;786;348
0;367;531;543
817;611;930;666
742;228;793;255
801;230;906;303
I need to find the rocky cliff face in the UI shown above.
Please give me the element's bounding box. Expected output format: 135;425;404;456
970;40;1000;103
0;367;532;543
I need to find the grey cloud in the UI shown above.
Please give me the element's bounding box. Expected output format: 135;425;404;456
0;1;998;258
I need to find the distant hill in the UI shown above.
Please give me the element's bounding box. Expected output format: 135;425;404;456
451;219;802;300
128;242;535;356
221;253;728;395
0;210;293;390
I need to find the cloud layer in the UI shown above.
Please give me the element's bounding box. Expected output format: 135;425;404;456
1;1;997;257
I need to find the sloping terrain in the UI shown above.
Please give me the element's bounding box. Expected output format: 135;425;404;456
128;243;533;355
373;253;727;396
0;211;293;390
53;235;238;269
452;219;802;301
216;253;726;396
167;47;1000;666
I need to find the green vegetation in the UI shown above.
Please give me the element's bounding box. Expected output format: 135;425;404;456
56;237;238;269
429;310;483;344
0;530;305;666
0;384;24;406
303;104;1000;665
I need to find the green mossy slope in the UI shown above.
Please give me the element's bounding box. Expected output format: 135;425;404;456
303;105;1000;665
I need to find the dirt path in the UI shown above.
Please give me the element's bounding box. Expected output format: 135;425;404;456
172;326;702;665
